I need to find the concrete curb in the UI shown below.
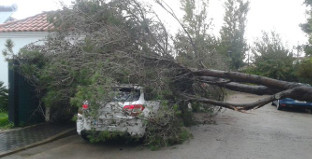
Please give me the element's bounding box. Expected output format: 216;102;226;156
0;128;76;158
0;123;46;133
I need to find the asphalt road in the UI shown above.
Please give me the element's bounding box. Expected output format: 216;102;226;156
4;93;312;159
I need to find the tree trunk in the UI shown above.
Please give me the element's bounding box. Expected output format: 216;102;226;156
178;68;312;111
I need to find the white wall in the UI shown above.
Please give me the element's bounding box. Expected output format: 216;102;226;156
0;32;49;87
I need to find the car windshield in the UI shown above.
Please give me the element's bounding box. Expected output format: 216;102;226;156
113;88;140;102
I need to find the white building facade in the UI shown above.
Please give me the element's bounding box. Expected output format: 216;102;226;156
0;12;52;87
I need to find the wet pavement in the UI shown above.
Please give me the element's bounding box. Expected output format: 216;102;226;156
4;93;312;159
0;123;74;153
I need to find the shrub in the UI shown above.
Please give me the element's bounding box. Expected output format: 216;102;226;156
144;103;192;150
0;82;8;112
0;112;13;128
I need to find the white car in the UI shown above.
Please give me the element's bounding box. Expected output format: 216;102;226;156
76;85;159;140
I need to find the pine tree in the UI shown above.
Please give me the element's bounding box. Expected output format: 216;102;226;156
301;0;312;56
175;0;228;70
218;0;249;70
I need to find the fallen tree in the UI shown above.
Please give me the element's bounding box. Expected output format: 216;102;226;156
187;68;312;111
3;0;312;148
3;0;311;115
138;55;312;111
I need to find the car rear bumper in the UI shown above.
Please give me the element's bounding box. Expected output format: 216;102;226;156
76;113;146;137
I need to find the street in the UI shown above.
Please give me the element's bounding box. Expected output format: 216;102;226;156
4;93;312;159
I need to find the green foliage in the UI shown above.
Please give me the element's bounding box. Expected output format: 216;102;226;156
71;114;77;122
8;0;175;123
302;0;312;56
2;39;14;60
0;82;8;112
0;112;13;129
191;102;218;113
174;0;227;121
70;75;116;117
296;57;312;84
144;103;192;150
3;0;228;148
248;31;296;81
218;0;249;69
87;130;141;144
175;0;228;70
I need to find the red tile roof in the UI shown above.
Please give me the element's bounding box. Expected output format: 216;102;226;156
0;12;54;32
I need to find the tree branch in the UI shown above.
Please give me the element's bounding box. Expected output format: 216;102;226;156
197;76;280;95
182;88;294;111
193;69;301;89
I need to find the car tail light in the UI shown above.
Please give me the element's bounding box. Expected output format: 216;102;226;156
82;100;89;110
280;104;286;107
123;104;145;116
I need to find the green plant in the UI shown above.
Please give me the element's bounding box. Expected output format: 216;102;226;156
71;114;77;122
86;130;141;144
249;31;296;81
0;112;13;129
218;0;250;69
296;57;312;85
144;104;192;150
0;82;8;112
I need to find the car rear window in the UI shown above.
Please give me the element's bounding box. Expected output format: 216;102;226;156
113;88;140;102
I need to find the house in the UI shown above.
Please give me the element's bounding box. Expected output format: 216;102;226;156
0;12;54;125
0;12;53;86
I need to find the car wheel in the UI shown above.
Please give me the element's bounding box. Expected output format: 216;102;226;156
80;130;90;142
276;100;282;110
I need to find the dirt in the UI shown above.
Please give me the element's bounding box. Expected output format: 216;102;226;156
4;93;312;159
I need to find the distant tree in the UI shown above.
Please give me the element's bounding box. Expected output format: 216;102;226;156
301;0;312;56
249;31;296;81
296;57;312;85
160;0;228;124
218;0;249;70
0;82;8;112
174;0;228;70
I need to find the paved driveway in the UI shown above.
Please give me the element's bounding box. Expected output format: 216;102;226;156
0;123;73;155
4;93;312;159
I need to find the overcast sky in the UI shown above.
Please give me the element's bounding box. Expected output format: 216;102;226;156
1;0;309;49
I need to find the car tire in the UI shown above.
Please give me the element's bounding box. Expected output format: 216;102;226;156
276;100;282;110
80;130;90;142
